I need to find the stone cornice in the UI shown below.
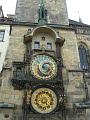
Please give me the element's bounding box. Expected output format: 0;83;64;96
0;21;75;31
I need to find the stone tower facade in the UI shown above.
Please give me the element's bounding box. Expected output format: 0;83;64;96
15;0;69;25
0;1;90;120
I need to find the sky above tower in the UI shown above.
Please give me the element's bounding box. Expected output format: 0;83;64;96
0;0;90;25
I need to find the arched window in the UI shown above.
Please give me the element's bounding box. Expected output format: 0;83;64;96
78;44;89;70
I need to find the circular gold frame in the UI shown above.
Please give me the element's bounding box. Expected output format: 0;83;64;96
31;88;58;113
30;54;57;80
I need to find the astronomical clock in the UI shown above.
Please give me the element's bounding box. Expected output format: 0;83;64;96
12;26;65;115
22;30;65;114
10;0;66;117
30;54;57;80
29;54;60;114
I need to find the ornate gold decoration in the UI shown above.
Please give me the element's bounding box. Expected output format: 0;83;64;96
31;88;57;113
30;54;57;80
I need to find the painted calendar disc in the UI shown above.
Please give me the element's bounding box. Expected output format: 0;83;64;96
31;88;58;113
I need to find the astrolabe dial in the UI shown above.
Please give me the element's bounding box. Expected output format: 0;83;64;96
30;54;57;80
31;88;58;113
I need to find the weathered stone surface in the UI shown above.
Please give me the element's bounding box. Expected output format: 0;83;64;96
0;109;13;120
8;26;27;61
60;30;80;70
15;0;69;25
0;24;90;120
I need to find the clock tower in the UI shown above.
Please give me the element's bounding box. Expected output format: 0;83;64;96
22;25;65;115
15;0;69;25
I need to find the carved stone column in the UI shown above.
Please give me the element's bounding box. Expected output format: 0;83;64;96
55;36;66;120
24;31;33;62
55;37;65;80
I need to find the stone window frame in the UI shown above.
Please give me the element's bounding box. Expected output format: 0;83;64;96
0;30;5;42
78;42;89;71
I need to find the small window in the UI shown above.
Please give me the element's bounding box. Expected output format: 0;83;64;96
47;43;52;50
34;41;40;49
0;31;5;41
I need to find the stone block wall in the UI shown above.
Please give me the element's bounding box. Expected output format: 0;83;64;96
15;0;69;25
0;26;27;105
59;29;86;108
0;109;14;120
60;29;80;70
0;25;87;120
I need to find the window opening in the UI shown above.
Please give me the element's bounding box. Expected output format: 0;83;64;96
34;41;40;49
47;43;52;50
0;31;5;41
78;45;89;70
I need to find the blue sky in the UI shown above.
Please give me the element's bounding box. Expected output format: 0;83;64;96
0;0;90;25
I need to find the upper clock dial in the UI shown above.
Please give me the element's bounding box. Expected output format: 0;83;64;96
30;54;57;80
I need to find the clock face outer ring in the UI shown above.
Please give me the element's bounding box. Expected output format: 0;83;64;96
31;87;58;114
30;54;57;80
